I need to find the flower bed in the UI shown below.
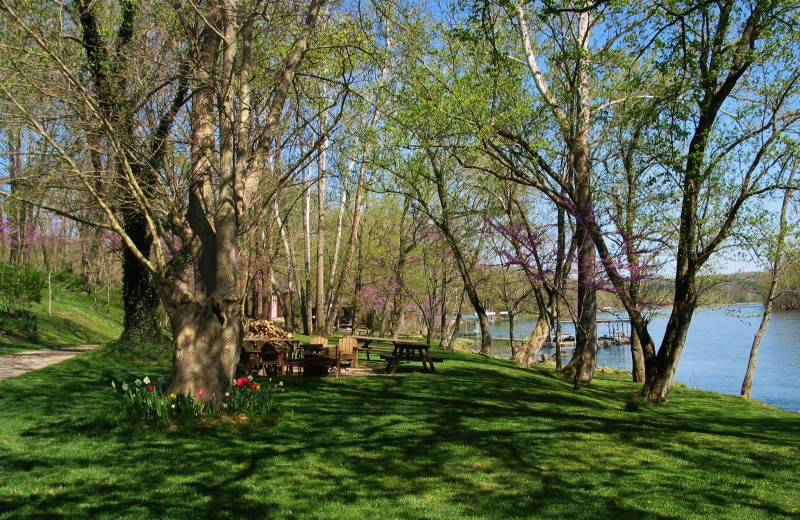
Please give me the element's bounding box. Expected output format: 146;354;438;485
110;374;283;426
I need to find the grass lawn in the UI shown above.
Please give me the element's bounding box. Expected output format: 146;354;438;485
0;289;123;356
1;344;798;519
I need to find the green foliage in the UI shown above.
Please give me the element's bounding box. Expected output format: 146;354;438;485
103;338;172;363
112;375;179;422
0;264;44;314
0;309;39;334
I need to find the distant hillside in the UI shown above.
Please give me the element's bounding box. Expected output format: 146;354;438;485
594;271;767;311
702;271;765;304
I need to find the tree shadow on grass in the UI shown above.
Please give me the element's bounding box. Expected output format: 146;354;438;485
1;349;799;519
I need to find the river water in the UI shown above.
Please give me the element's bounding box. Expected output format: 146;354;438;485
480;305;800;412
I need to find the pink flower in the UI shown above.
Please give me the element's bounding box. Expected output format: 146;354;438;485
197;389;205;397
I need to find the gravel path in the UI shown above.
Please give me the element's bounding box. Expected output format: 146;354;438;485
0;345;99;381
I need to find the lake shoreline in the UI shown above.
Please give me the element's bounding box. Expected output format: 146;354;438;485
459;304;800;412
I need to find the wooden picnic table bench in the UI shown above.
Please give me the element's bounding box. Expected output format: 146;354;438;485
349;335;428;365
379;341;442;374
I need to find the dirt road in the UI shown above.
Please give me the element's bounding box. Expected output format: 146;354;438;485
0;345;99;381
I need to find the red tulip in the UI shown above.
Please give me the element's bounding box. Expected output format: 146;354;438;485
197;389;205;396
147;385;155;392
249;382;258;390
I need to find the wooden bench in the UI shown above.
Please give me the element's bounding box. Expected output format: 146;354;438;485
284;356;336;376
358;346;395;361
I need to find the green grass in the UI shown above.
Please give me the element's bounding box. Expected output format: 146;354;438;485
1;345;798;519
0;288;123;355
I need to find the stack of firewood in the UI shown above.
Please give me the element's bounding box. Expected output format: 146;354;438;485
245;319;291;339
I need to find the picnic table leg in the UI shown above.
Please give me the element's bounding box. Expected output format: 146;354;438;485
425;349;436;372
385;344;401;374
417;348;428;371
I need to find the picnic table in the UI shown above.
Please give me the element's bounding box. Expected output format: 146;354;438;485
349;335;398;365
349;336;442;374
379;340;442;374
286;339;338;376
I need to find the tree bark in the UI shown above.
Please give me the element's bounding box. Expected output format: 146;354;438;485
520;316;550;367
513;285;552;367
120;209;162;343
559;6;596;384
315;115;328;332
302;164;313;335
630;327;646;382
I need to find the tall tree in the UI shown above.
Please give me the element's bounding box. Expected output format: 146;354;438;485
627;0;800;401
0;0;328;398
73;0;169;344
742;156;797;398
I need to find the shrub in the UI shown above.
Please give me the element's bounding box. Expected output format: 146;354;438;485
0;308;39;334
0;263;44;314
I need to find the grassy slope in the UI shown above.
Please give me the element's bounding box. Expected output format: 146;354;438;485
0;289;123;355
0;345;798;520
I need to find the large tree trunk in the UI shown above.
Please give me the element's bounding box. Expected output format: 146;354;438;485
639;296;695;401
476;310;493;356
74;0;163;344
167;298;241;399
513;285;552;367
559;17;596;384
166;0;324;399
120;210;162;343
517;316;550;367
639;0;769;402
